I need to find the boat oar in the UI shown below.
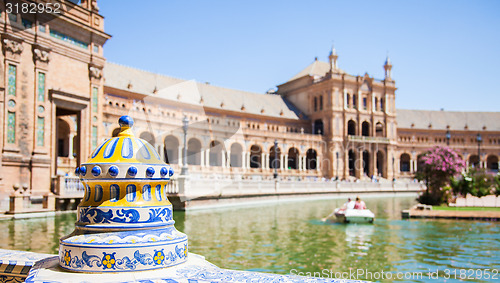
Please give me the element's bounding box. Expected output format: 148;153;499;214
321;210;337;222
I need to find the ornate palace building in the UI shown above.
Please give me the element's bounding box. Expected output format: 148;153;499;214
1;0;499;211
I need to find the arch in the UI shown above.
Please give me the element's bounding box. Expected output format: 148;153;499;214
111;128;120;137
486;155;498;171
287;147;299;170
361;121;370;137
375;122;384;137
187;138;202;165
306;149;317;170
250;145;262;168
164;135;179;164
209;140;224;166
230;143;243;167
376;150;385;177
362;150;370;176
347;120;356;136
269;145;282;169
139;131;155;146
469;155;480;168
348;149;356;176
400;153;411;172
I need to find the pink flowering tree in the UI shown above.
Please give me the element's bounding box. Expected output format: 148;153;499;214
415;146;466;205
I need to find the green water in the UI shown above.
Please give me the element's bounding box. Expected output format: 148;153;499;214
1;196;499;282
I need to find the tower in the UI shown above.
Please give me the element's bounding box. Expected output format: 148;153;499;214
384;56;393;80
329;45;338;72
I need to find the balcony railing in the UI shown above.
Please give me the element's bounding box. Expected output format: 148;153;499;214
348;135;390;143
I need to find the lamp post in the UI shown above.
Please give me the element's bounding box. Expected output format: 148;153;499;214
335;152;339;180
181;116;189;175
392;156;396;182
476;133;482;168
446;130;451;146
273;139;278;179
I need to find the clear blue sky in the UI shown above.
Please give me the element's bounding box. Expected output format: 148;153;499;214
99;0;500;112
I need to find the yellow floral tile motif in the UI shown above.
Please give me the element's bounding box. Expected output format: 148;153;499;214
63;250;71;266
101;252;116;269
153;249;165;265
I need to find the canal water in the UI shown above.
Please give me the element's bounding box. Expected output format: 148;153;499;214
1;195;499;282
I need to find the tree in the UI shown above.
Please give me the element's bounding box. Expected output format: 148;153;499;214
415;146;465;205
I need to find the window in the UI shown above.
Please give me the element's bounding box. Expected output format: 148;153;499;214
8;13;17;23
50;29;89;49
7;112;16;144
346;94;350;108
38;72;46;101
353;95;357;109
22;18;32;29
363;97;367;110
38;24;46;33
93;45;99;53
374;98;378;111
92;87;98;113
36;117;45;146
380;98;385;111
92;126;98;149
8;64;16;96
319;95;323;110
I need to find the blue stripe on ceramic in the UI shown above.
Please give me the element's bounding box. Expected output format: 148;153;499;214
75;167;80;176
94;185;103;202
127;166;137;176
126;184;136;202
108;165;119;177
103;138;119;158
61;238;187;249
84;185;91;201
122;138;133;158
91;138;109;158
110;185;119;202
155;184;162;201
147;142;161;160
91;166;101;177
142;185;151;201
136;139;151;160
80;166;87;176
146;167;155;178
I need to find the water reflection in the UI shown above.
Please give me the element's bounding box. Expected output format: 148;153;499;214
1;196;499;282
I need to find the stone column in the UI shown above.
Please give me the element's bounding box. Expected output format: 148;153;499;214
410;158;414;173
284;154;288;170
241;152;246;169
178;147;183;166
158;145;165;162
68;133;75;159
298;155;302;171
226;150;231;168
280;154;284;170
205;150;210;167
246;152;251;169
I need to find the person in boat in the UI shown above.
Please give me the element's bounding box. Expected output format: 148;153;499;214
354;196;367;210
339;197;355;211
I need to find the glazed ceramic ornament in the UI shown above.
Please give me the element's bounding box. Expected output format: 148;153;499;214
59;116;188;272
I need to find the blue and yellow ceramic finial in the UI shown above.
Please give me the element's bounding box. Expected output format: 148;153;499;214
59;116;187;273
118;115;134;137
